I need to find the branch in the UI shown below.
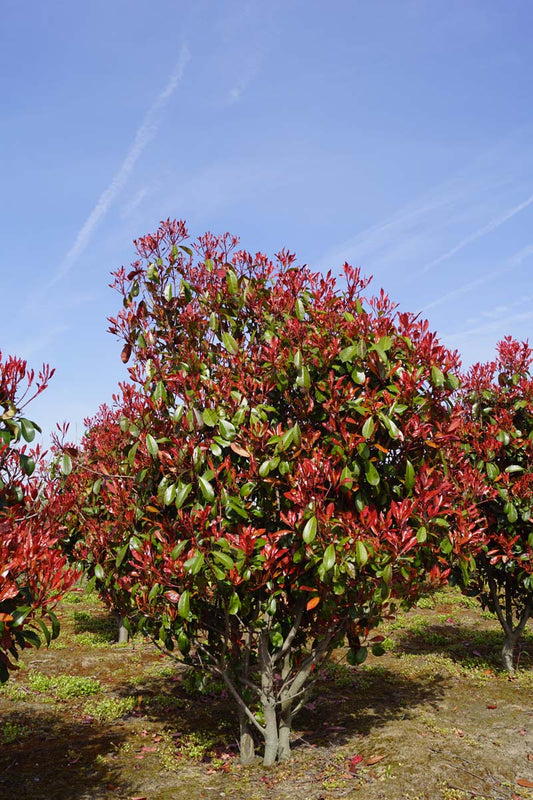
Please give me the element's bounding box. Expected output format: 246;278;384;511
479;552;511;637
272;597;306;665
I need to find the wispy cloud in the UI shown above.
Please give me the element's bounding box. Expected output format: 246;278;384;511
422;243;533;312
50;45;190;287
418;191;533;275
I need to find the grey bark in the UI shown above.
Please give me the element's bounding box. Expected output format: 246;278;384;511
115;614;129;644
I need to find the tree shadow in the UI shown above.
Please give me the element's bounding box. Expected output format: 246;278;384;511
0;709;131;800
111;660;448;755
392;621;533;671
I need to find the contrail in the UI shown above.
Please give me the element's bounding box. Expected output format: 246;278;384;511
422;243;533;312
52;45;190;286
419;190;533;275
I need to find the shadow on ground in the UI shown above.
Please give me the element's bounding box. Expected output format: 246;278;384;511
393;621;533;671
0;710;130;800
111;660;448;754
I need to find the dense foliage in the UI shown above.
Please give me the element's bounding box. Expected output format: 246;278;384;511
0;353;74;682
57;220;485;764
459;337;533;672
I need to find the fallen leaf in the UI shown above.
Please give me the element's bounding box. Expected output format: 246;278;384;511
349;755;364;772
365;755;385;765
528;753;533;762
517;779;533;788
140;746;158;753
487;704;498;709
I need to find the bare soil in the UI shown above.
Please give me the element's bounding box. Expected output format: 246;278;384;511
1;588;532;800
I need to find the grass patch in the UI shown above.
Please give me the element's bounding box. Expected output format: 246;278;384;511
28;672;102;699
1;720;30;743
83;694;137;722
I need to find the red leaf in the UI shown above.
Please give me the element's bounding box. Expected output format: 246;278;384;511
121;344;132;364
517;779;533;788
306;596;320;610
349;755;363;772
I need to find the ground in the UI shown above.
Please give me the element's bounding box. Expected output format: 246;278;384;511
0;586;532;800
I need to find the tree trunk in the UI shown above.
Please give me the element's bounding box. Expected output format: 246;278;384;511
262;699;279;766
277;713;292;761
115;614;129;644
238;708;256;765
501;633;517;674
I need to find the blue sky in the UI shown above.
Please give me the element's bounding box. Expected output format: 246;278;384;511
2;0;533;442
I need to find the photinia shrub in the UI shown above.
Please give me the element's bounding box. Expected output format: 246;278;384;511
0;352;75;682
61;220;483;764
459;337;533;673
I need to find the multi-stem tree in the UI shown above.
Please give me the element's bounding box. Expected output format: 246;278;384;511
459;338;533;673
0;352;74;681
61;220;483;764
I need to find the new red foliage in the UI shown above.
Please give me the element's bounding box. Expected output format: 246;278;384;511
58;221;485;763
0;353;75;681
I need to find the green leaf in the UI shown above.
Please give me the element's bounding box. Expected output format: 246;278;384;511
405;460;415;489
295;298;306;321
362;417;374;439
198;475;215;502
371;643;386;657
164;483;177;505
153;381;167;403
20;418;36;443
270;630;284;648
506;503;518;523
23;630;41;649
416;526;427;543
340;345;358;363
19;453;36;476
365;462;380;486
226;269;239;295
94;563;105;581
258;460;271;477
222;332;239;355
219;419;236;440
48;611;60;640
146;434;159;458
36;619;51;647
177;631;190;654
505;464;524;473
178;590;190;619
170;540;189;560
115;542;130;568
431;365;445;387
296;365;311;390
60;453;73;475
347;646;368;665
213;551;235;570
202;408;218;427
228;593;241;615
175;482;192;509
10;606;31;628
355;540;368;567
486;462;500;480
184;550;205;575
322;543;336;571
302;516;318;544
379;413;401;440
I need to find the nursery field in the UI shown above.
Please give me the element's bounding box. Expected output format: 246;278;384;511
0;586;532;800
